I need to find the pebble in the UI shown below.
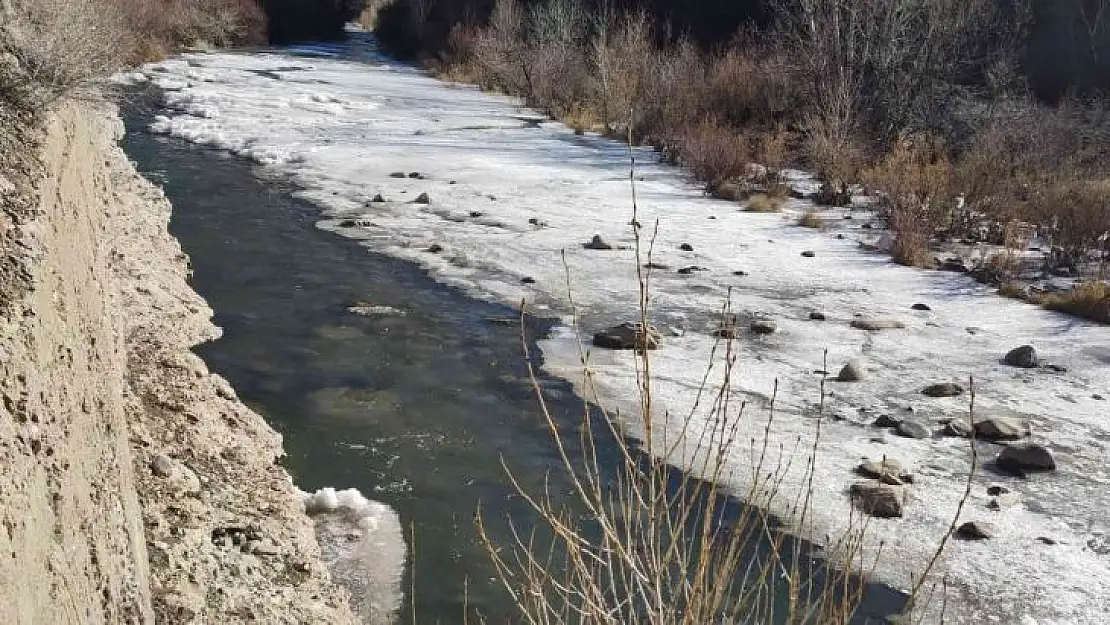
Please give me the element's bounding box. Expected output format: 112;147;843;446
150;454;174;478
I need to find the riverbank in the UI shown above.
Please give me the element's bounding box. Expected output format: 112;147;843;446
131;33;1110;624
0;96;380;621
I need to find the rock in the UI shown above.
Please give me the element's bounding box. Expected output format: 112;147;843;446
1044;364;1068;373
250;541;281;557
873;414;902;429
520;277;536;284
1095;394;1105;401
836;233;846;239
996;443;1056;473
896;420;932;439
801;250;816;258
679;243;694;251
856;458;912;485
943;418;973;438
1036;536;1058;545
973;416;1031;441
922;383;963;398
809;311;827;321
426;243;443;253
150;454;174;478
733;270;748;277
940;258;970;273
987;493;1023;510
837;359;867;382
414;192;430;204
1004;345;1038;368
714;327;740;340
583;234;614;250
851;318;905;331
849;482;905;518
407;172;423;179
644;262;670;270
371;194;385;203
956;521;994;540
389;171;406;178
469;211;484;218
911;303;931;311
592;322;661;350
750;320;777;335
677;266;707;275
986;485;1009;496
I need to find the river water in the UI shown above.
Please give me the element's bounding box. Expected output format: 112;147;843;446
120;60;906;624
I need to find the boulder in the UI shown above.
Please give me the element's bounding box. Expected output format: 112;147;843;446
849;482;905;518
896;420;932;439
942;418;973;438
996;443;1056;473
837;359;867;382
956;521;994;540
426;243;444;253
809;311;827;321
973;417;1031;442
873;414;902;429
593;323;661;350
856;458;912;485
414;192;431;204
371;194;385;203
911;303;931;311
1004;345;1038;369
679;243;694;251
150;454;174;478
851;318;905;331
677;266;707;275
583;234;614;250
922;383;963;398
750;320;778;335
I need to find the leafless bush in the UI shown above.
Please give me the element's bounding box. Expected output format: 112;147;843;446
590;10;652;132
3;0;129;102
678;119;750;187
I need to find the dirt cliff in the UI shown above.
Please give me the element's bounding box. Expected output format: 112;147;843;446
0;101;359;623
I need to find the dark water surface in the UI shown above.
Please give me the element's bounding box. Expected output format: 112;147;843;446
121;81;907;622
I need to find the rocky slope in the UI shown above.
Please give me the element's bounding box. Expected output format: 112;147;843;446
0;101;359;623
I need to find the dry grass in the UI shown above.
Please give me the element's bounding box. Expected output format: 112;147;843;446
997;281;1029;300
746;193;784;213
1040;281;1110;324
797;210;824;228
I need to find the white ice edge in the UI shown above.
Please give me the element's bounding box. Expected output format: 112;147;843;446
127;42;1110;625
301;487;405;623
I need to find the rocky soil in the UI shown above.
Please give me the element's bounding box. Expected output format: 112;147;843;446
0;101;358;623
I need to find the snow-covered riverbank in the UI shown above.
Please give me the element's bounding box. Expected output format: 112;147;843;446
121;35;1110;624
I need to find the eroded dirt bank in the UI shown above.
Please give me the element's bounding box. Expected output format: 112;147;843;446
0;102;359;623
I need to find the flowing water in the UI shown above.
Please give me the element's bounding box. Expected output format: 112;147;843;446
121;78;906;623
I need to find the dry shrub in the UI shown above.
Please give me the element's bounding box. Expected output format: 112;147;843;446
863;136;955;267
997;281;1029;300
798;210;824;228
1035;178;1110;270
679;119;749;186
704;45;799;128
3;0;130;101
121;0;266;54
746;193;783;213
637;38;704;137
591;11;652;131
976;250;1022;284
1040;281;1110;323
755;123;791;170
